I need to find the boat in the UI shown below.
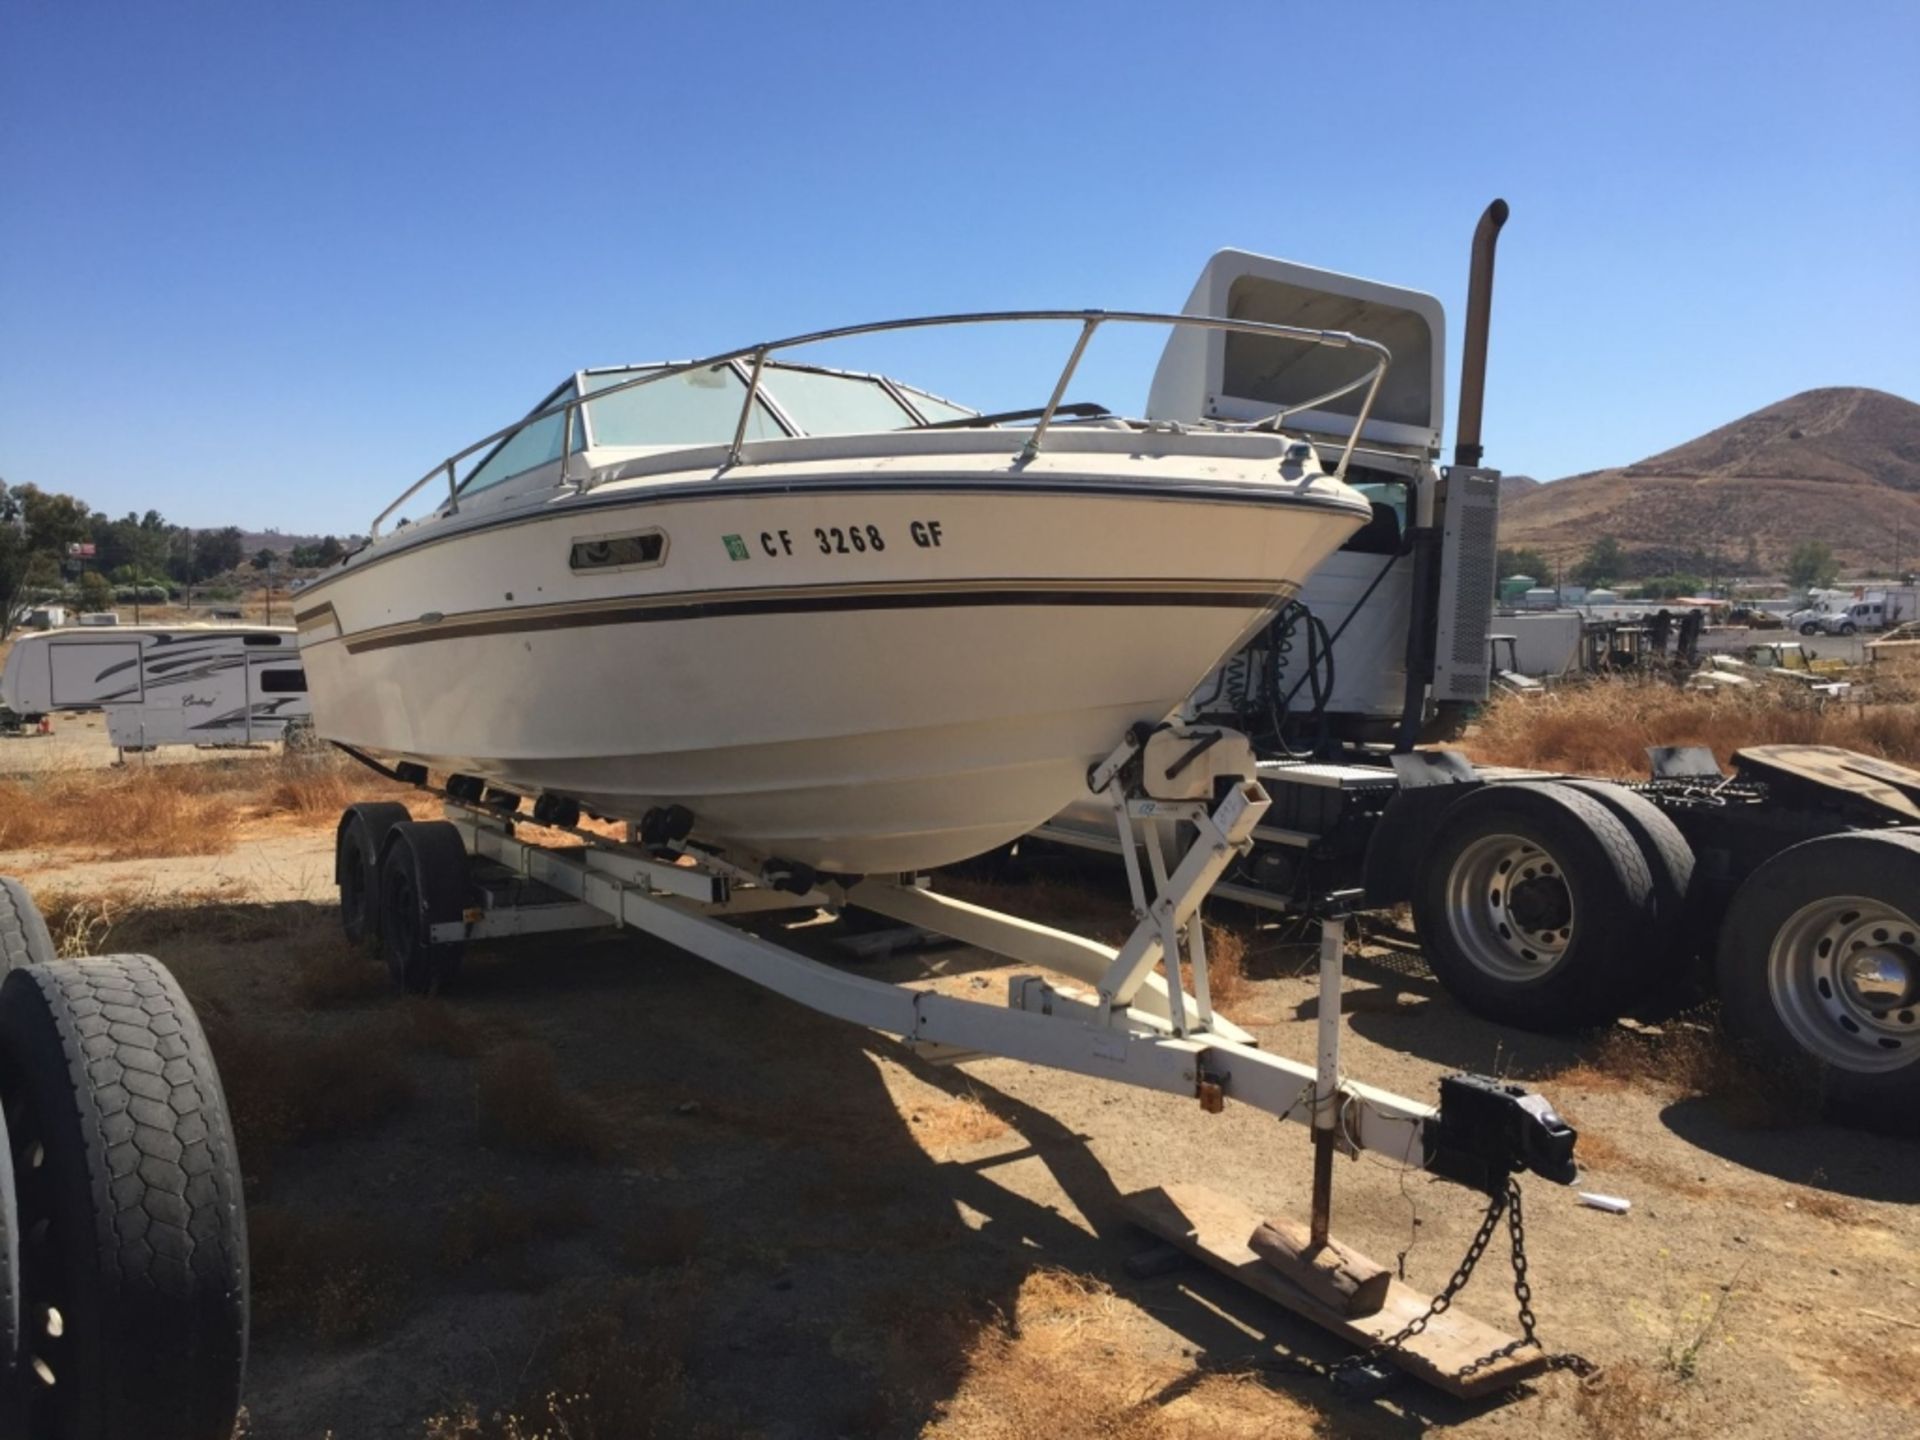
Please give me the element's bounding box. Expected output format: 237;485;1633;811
296;310;1386;875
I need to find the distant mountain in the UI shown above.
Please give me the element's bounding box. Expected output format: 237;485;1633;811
1501;388;1920;577
1498;473;1541;501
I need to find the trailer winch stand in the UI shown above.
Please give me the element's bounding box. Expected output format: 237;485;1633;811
387;726;1579;1399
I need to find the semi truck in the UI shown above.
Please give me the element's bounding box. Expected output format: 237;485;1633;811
1032;203;1920;1122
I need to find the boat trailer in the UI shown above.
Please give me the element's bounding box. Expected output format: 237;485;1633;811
338;723;1590;1398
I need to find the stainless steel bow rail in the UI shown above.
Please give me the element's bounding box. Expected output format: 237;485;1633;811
367;309;1393;538
333;722;1585;1399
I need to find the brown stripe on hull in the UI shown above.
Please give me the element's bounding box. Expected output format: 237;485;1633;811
333;579;1293;655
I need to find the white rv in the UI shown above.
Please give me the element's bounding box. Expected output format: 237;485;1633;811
0;625;310;749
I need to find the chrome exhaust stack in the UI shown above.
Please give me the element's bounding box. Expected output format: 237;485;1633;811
1454;198;1509;468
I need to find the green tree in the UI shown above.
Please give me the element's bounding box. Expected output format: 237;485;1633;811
1786;539;1839;591
252;547;276;571
77;569;113;611
1496;546;1552;581
316;535;345;565
1572;536;1626;589
191;526;245;581
1;482;92;640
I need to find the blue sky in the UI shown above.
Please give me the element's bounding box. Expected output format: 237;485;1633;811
3;2;1915;535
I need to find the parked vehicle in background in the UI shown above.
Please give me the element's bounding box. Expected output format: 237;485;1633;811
0;624;309;749
1793;587;1918;635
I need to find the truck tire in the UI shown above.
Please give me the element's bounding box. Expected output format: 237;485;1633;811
1799;621;1820;636
337;802;414;953
0;956;248;1440
1717;829;1920;1126
1412;783;1658;1030
378;820;469;994
1554;780;1702;992
0;877;57;975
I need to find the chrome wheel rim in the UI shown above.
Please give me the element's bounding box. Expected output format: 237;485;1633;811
1766;895;1919;1073
1443;833;1575;982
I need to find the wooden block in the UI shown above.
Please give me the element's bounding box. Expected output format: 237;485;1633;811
1250;1217;1392;1318
1124;1182;1548;1400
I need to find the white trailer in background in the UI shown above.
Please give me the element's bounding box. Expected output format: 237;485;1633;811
0;624;310;749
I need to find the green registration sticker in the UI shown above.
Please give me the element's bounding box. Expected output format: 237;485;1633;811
722;534;750;561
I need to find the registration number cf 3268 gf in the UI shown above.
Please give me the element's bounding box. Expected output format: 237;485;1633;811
735;519;945;560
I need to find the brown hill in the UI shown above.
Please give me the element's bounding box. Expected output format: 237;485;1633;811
1502;387;1920;578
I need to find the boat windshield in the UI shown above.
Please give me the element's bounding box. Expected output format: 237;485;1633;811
582;365;785;448
458;361;985;499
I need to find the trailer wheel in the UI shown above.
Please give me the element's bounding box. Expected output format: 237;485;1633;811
378;821;468;994
0;877;57;975
1554;780;1701;989
1717;829;1920;1123
1413;783;1657;1029
336;802;414;953
0;956;247;1440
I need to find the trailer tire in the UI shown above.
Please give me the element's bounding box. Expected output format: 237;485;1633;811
378;821;468;994
1413;783;1657;1030
337;802;414;953
0;956;247;1440
0;877;57;976
1554;780;1702;990
1717;829;1920;1126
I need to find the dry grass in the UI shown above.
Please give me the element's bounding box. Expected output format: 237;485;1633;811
292;939;392;1008
1545;1017;1823;1129
423;1278;699;1439
907;1090;1011;1155
617;1208;707;1270
1573;1360;1698;1440
0;746;419;859
438;1187;592;1276
475;1040;611;1161
404;997;487;1057
1463;670;1920;778
923;1269;1323;1440
0;765;241;856
249;1205;414;1342
206;1014;415;1177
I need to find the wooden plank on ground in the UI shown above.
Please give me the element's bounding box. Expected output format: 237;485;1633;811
1124;1183;1548;1399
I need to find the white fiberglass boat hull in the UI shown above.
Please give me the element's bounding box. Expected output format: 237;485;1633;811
299;434;1366;873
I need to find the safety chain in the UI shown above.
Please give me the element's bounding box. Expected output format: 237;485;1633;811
1456;1178;1601;1383
1312;1176;1598;1397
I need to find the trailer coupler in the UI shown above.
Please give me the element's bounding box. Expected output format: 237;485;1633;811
1425;1073;1579;1192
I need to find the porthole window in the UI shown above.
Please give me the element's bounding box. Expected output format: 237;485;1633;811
570;530;667;573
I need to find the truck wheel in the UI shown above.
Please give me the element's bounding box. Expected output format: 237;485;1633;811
378;821;468;994
1717;829;1920;1125
337;802;413;953
1413;783;1657;1030
0;956;247;1440
1799;621;1820;636
1554;780;1701;991
0;877;57;975
1838;622;1857;636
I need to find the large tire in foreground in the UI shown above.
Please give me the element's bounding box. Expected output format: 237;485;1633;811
0;956;247;1439
336;802;414;953
1717;829;1920;1126
378;820;469;994
0;877;57;975
1412;782;1658;1030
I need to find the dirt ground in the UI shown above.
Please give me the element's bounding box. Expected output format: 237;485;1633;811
0;750;1916;1439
